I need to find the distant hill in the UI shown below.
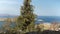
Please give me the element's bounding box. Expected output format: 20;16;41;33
0;14;19;18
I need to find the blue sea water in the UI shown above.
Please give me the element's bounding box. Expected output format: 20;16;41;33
0;21;5;27
38;16;59;21
35;16;60;24
39;16;60;22
0;21;16;29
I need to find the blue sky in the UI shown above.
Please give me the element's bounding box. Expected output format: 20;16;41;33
0;0;60;16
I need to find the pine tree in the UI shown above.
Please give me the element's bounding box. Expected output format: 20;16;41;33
17;0;36;32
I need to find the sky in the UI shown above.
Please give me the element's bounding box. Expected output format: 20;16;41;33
0;0;60;16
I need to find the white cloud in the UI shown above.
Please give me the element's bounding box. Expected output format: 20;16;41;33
0;1;18;4
0;7;20;15
0;7;18;11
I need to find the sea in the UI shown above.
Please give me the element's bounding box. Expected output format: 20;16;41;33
35;16;60;24
0;16;60;28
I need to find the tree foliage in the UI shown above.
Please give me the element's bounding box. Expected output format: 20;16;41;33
16;0;36;32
